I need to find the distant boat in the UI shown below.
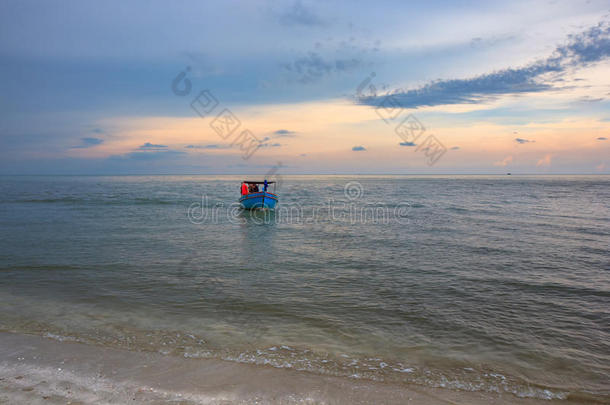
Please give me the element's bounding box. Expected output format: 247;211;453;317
239;180;278;210
507;172;512;175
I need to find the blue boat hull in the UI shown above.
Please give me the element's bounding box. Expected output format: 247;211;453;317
239;192;278;210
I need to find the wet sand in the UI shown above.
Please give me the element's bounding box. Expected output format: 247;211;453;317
0;332;585;405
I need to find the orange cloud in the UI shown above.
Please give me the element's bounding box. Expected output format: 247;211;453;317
536;154;552;167
494;155;513;167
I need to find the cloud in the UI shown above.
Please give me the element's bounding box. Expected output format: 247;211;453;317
127;151;184;160
469;34;516;49
597;137;608;140
282;52;363;83
536;154;552;167
450;146;460;150
579;96;604;103
71;137;103;148
139;142;167;150
260;142;282;148
185;144;231;149
494;155;513;167
360;66;555;108
358;20;610;109
399;141;416;147
110;149;185;161
112;141;185;160
334;58;362;71
278;1;325;27
597;162;607;171
352;146;366;151
556;20;610;64
470;37;483;47
273;129;297;136
515;138;535;144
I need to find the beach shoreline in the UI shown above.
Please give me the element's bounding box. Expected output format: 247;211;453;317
0;331;584;405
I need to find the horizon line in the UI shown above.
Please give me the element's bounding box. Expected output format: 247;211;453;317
1;173;609;177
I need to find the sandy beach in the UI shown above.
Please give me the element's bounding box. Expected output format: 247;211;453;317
1;332;592;405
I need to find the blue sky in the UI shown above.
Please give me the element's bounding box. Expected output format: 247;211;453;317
1;0;609;174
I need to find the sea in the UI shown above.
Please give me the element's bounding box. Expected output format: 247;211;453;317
0;175;608;402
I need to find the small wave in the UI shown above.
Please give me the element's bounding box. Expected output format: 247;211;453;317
133;197;173;205
218;346;571;401
31;326;574;401
17;197;84;204
499;278;610;298
1;324;591;401
0;265;83;272
445;206;470;213
43;332;82;343
10;197;177;206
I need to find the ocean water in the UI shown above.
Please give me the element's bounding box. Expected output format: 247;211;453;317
0;175;608;402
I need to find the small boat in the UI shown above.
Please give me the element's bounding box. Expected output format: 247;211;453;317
239;180;278;210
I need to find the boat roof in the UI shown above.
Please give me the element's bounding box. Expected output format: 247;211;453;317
243;180;276;184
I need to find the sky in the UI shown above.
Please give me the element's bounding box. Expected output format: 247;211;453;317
0;0;609;174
